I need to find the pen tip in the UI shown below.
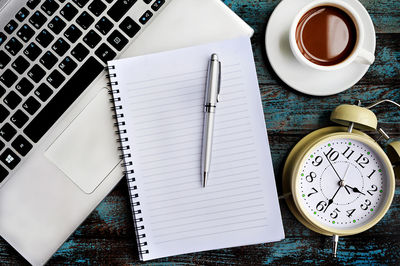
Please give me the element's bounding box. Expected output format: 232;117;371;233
203;172;208;188
211;54;218;61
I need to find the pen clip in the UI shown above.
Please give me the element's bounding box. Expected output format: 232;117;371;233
217;61;221;102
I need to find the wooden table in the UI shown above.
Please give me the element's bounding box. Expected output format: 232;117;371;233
1;0;399;264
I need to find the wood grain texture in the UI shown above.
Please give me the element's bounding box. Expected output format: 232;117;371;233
1;0;399;264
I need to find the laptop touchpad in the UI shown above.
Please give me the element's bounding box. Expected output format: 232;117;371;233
45;89;120;194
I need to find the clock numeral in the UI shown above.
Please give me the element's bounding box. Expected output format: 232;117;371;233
355;154;369;168
342;146;355;160
324;147;339;161
346;208;356;218
330;208;341;219
367;185;378;196
316;200;327;212
360;199;372;210
306;172;317;183
367;169;376;179
307;187;318;197
312;156;323;167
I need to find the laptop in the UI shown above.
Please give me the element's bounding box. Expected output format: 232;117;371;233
0;0;253;264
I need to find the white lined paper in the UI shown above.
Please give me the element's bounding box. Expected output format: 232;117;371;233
109;37;284;261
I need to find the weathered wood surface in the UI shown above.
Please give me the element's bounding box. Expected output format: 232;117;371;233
1;0;399;264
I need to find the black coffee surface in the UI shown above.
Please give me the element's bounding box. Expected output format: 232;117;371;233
296;6;357;66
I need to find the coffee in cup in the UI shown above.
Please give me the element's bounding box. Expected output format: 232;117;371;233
289;0;375;71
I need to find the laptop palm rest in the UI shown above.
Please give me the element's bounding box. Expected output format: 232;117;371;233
44;89;120;194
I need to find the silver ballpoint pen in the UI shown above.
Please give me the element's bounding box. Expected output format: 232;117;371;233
201;53;221;187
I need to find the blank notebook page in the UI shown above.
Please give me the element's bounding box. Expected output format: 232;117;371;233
109;37;284;260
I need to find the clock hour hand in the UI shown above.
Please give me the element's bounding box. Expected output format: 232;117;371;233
345;185;366;196
324;186;342;213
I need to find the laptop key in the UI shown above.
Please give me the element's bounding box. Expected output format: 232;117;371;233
143;0;152;4
95;43;116;63
0;148;21;170
0;32;7;46
12;56;30;74
15;77;34;96
48;16;67;34
12;135;33;157
5;37;23;56
24;42;42;61
46;69;65;88
0;51;11;69
0;69;18;88
41;0;60;16
27;0;41;9
35;83;53;101
23;96;41;115
139;10;153;25
28;65;46;83
25;57;104;143
60;3;79;21
0;164;9;182
10;110;29;128
52;38;70;56
40;51;58;70
83;30;101;48
0;105;10;123
0;124;17;142
71;43;89;62
36;29;54;48
16;7;30;22
64;24;82;43
107;30;128;51
4;91;22;110
108;0;137;22
76;11;95;30
17;24;35;43
88;0;107;16
59;56;77;75
73;0;90;8
0;86;5;98
151;0;165;11
95;17;113;35
29;11;48;29
119;17;140;38
4;20;18;34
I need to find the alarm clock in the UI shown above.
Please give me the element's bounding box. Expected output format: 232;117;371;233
283;100;400;257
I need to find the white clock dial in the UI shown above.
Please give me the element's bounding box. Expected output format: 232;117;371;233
296;137;391;230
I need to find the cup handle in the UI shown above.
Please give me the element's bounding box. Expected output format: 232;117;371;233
356;48;375;65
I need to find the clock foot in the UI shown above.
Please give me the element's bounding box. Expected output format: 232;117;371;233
332;235;339;257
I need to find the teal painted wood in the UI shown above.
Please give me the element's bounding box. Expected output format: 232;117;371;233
1;0;399;264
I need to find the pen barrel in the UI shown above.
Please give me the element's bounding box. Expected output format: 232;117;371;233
201;112;216;174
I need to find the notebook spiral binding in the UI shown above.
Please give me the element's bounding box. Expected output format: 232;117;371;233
106;65;149;257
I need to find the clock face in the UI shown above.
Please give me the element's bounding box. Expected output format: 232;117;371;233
296;136;392;231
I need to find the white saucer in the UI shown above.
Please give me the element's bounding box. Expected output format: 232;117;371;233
265;0;376;96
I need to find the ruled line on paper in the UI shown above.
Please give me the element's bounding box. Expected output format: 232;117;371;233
154;221;268;243
152;210;266;232
150;196;264;218
150;203;265;225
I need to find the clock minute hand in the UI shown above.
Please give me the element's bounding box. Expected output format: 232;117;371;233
324;186;342;213
324;153;343;181
345;185;366;196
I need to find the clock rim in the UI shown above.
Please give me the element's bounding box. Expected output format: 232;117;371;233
283;127;395;236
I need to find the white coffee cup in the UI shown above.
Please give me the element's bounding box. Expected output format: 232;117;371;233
289;0;375;71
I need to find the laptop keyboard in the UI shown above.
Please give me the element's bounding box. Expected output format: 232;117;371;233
0;0;166;182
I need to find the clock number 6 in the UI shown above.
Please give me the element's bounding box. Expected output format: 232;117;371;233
361;199;372;210
330;208;341;219
306;172;317;183
316;201;327;212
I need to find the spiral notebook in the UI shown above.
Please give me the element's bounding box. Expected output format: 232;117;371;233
107;37;284;261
